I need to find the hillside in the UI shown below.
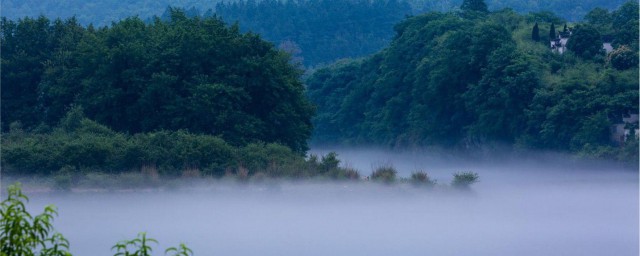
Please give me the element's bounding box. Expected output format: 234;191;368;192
306;1;638;160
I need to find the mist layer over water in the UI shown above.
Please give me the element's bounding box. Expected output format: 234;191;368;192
21;148;640;256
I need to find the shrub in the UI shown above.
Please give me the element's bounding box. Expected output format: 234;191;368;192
112;232;157;256
607;45;639;70
410;171;436;187
0;183;72;255
165;243;194;256
451;172;479;189
371;165;397;184
112;232;194;256
1;183;194;255
320;152;340;171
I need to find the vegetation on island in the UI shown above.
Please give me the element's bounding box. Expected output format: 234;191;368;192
1;9;313;153
1;108;362;185
306;0;639;162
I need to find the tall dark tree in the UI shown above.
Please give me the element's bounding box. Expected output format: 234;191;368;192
566;24;603;58
532;22;540;41
549;23;556;40
460;0;488;13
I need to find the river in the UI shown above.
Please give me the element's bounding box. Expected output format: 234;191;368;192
19;148;639;256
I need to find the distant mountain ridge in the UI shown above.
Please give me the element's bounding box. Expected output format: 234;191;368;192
2;0;629;26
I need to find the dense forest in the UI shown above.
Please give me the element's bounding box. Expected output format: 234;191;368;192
307;0;638;161
1;10;313;153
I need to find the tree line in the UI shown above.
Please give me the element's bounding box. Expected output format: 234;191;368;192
306;0;638;161
3;0;631;67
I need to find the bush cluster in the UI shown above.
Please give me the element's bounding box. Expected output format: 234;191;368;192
1;112;351;180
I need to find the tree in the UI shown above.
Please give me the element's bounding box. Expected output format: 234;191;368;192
566;24;603;59
611;0;639;48
532;22;540;41
585;7;612;34
607;45;639;70
463;45;539;142
460;0;488;13
549;23;556;40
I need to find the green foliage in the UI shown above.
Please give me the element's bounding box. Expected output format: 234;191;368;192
165;244;193;256
527;11;565;25
1;113;358;181
524;66;638;151
585;7;613;35
0;183;72;256
610;1;639;48
1;11;313;152
307;6;638;161
308;12;536;146
451;172;479;189
1;184;195;256
320;152;340;171
566;24;604;59
112;233;158;256
607;45;639;70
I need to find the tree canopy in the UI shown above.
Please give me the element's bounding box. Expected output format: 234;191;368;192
1;10;314;152
461;0;489;13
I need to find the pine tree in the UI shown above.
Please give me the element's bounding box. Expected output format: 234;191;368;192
563;23;568;33
460;0;488;13
532;22;540;41
549;23;556;40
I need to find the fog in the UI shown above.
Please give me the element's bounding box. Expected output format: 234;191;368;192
19;148;640;255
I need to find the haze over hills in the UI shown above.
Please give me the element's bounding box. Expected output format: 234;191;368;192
2;0;628;26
